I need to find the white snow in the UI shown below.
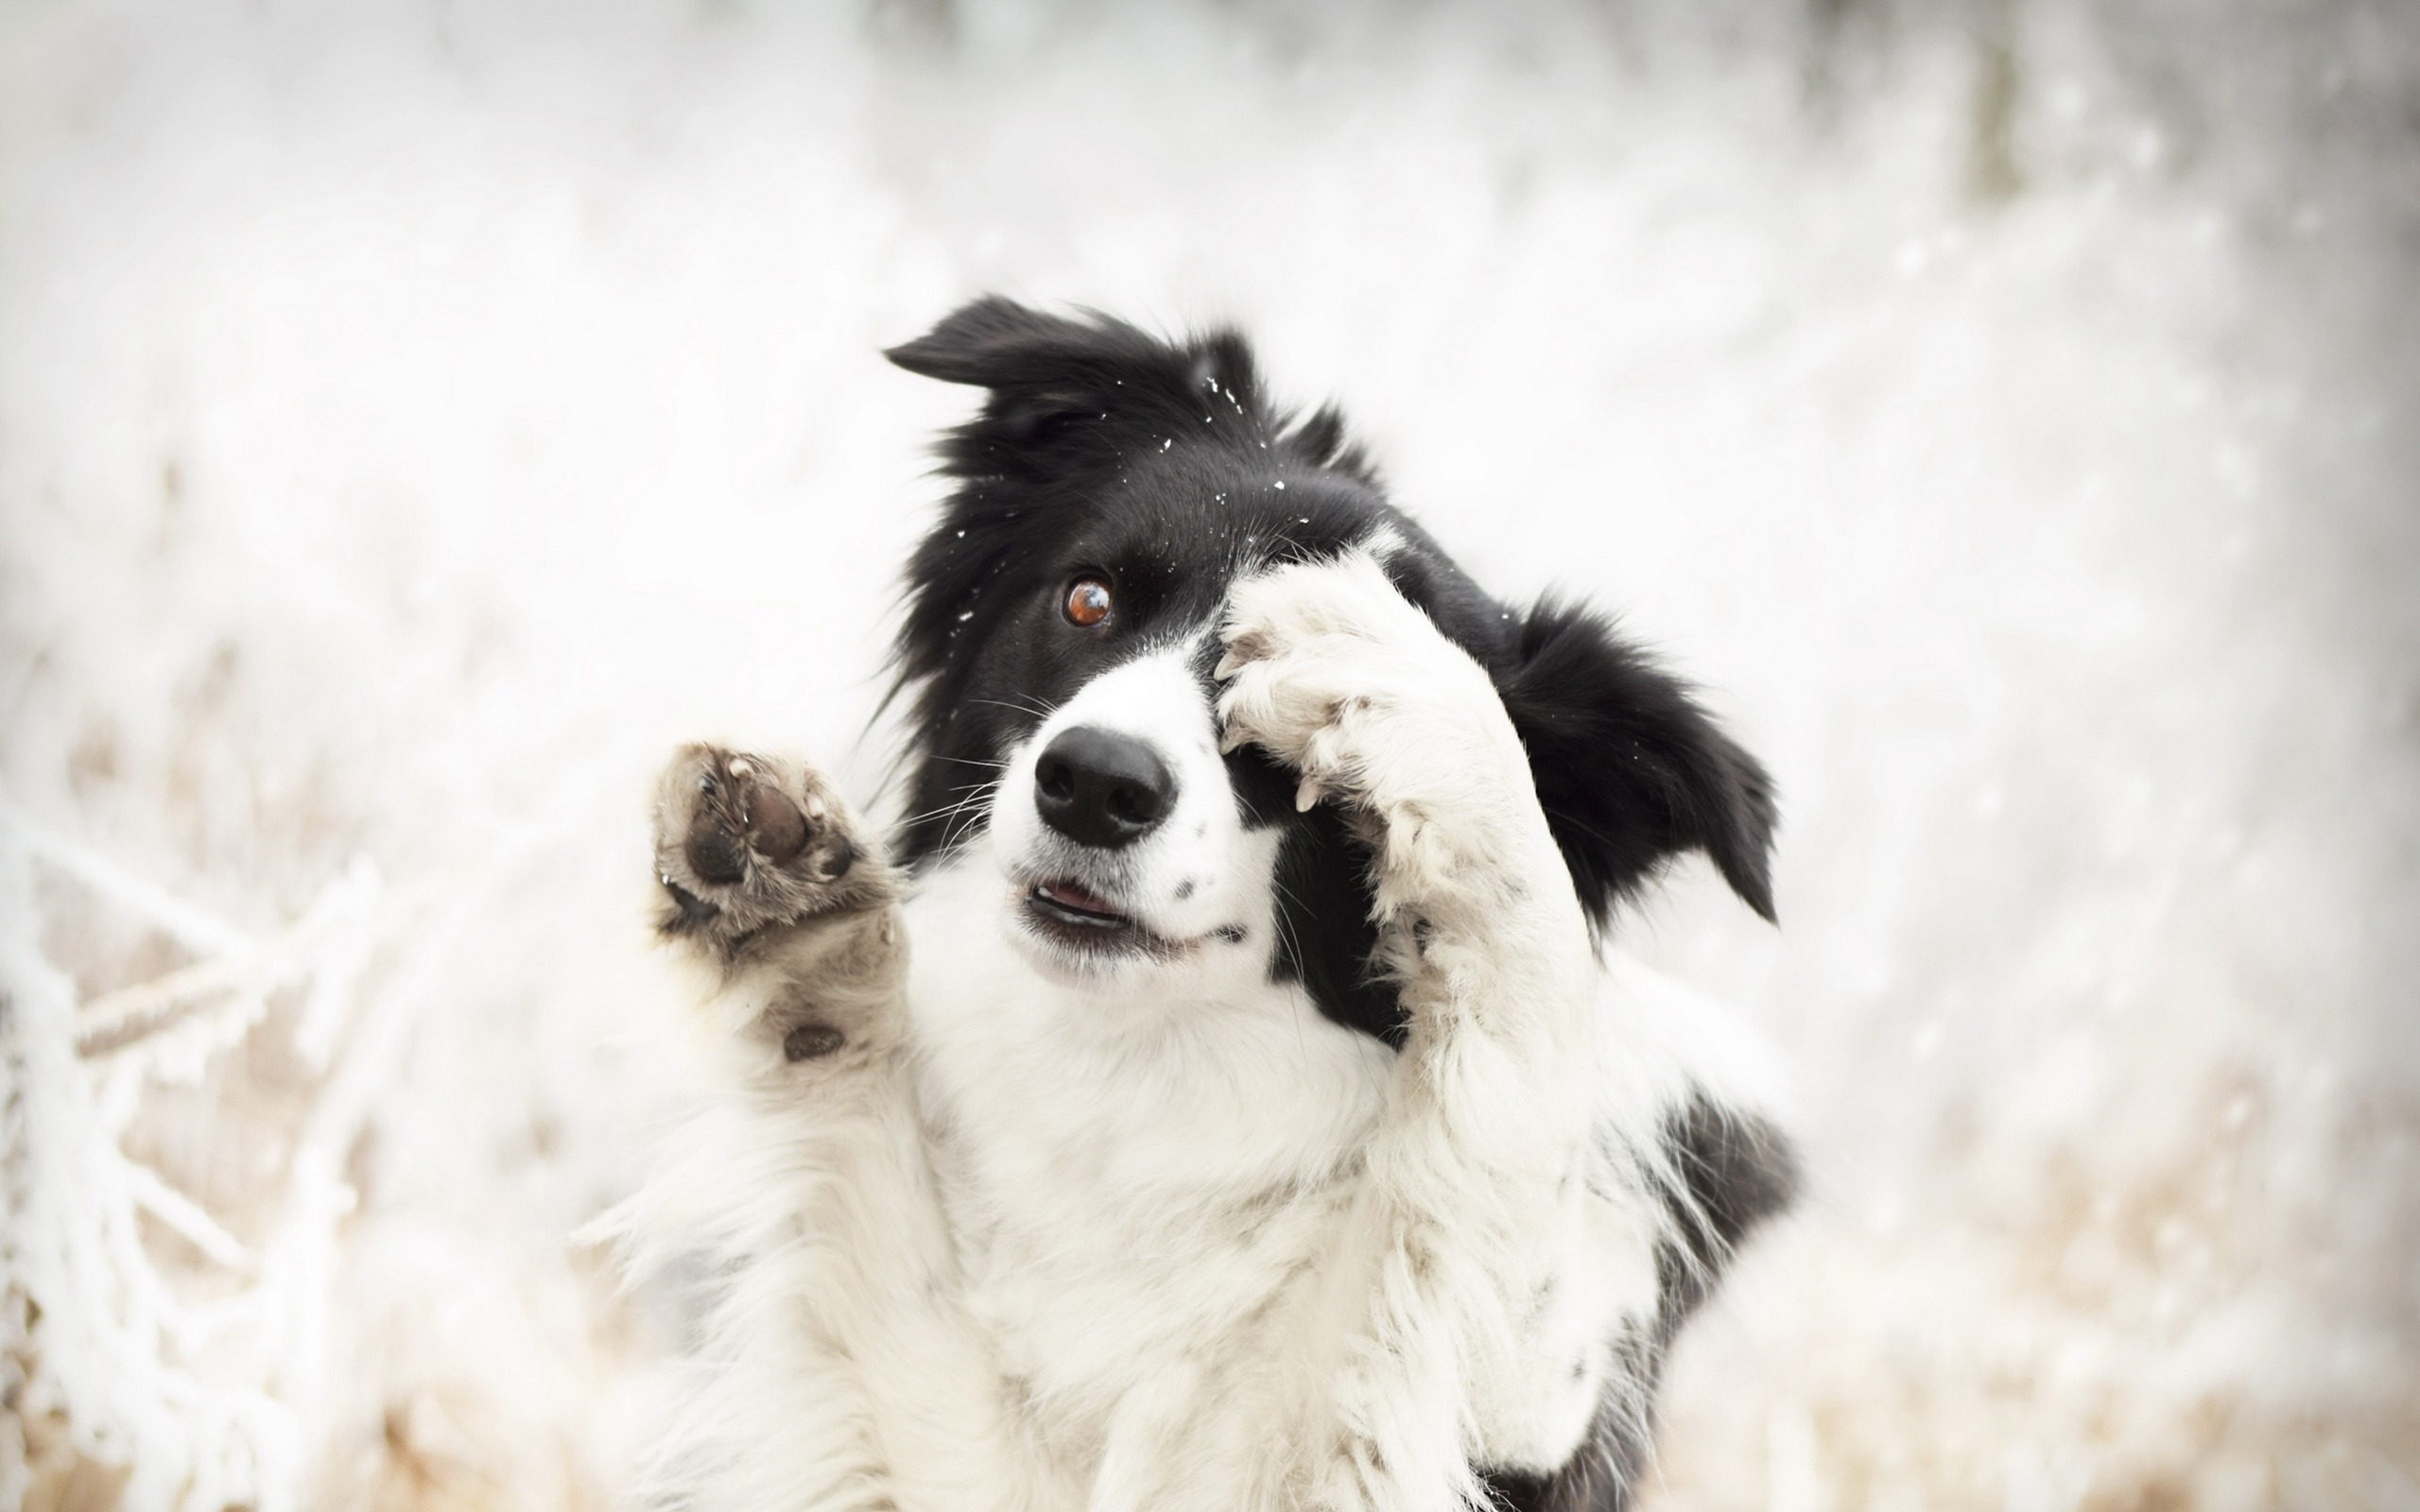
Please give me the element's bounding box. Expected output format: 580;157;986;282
2;1;2414;1508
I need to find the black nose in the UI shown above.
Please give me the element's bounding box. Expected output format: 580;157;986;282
1033;726;1177;850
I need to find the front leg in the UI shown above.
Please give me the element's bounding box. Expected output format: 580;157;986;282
1217;552;1599;1088
1214;552;1607;1510
623;748;1055;1512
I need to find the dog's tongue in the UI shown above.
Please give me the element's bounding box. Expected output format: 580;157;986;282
1040;879;1123;918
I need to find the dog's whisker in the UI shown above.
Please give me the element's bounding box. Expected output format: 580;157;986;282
896;783;1000;833
968;695;1063;722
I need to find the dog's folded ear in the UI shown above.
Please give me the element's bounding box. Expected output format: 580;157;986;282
1495;598;1778;928
887;297;1262;481
885;296;1138;389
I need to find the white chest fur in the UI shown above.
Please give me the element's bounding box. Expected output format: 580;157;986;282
903;855;1398;1454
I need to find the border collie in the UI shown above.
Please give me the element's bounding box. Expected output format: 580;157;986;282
608;299;1795;1512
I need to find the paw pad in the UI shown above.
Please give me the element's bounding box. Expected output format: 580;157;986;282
783;1023;846;1061
744;785;807;866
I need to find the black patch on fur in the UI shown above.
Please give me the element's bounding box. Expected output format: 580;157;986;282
881;297;1778;1037
1271;800;1404;1047
783;1023;846;1062
1478;1344;1659;1512
1652;1091;1799;1331
1479;1096;1796;1512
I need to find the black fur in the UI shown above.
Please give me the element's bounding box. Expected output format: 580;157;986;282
1479;1353;1657;1512
1482;1095;1798;1512
1498;601;1778;929
1653;1093;1801;1332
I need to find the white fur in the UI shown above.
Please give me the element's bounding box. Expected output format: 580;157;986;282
609;552;1781;1512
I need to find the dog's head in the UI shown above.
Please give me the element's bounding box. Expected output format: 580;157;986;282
884;298;1775;1045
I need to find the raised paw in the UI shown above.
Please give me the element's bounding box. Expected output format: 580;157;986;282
651;744;881;956
1214;550;1514;817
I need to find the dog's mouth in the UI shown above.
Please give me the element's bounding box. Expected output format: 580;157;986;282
1028;878;1132;929
1020;877;1182;960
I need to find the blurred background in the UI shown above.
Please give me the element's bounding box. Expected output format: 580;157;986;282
3;1;2415;1508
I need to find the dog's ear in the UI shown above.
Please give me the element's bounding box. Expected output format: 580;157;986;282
887;297;1262;481
1495;598;1777;928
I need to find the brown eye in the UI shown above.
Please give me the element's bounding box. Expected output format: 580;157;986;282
1063;576;1112;627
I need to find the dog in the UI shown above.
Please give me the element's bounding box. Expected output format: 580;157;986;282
607;298;1796;1512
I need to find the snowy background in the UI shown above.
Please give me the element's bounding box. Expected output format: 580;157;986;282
3;1;2415;1509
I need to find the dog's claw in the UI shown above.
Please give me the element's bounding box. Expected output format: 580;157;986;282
1294;776;1325;812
